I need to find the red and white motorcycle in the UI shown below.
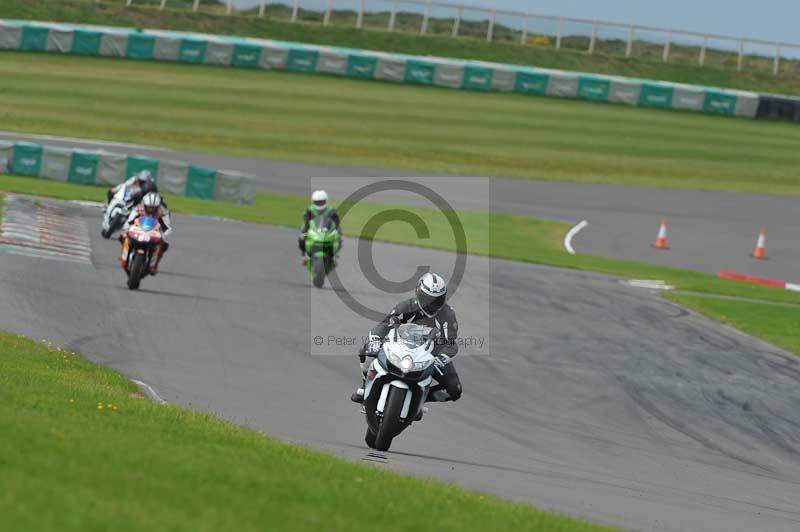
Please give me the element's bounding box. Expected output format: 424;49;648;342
121;215;162;290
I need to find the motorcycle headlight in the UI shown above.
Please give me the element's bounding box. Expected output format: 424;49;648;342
385;346;412;374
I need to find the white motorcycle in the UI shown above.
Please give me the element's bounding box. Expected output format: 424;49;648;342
360;324;441;452
101;184;136;239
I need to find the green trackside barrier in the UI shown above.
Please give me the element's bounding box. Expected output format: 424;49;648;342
20;25;47;51
11;143;43;177
3;142;254;204
639;83;674;108
462;65;494;91
185;165;217;200
346;54;377;79
514;70;550;95
126;33;155;60
125;155;160;183
285;48;318;72
71;30;101;56
0;20;767;119
405;59;435;85
179;38;208;64
231;43;261;68
703;91;738;115
67;151;99;185
578;76;611;101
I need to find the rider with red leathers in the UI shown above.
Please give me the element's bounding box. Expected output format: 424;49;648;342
119;192;172;275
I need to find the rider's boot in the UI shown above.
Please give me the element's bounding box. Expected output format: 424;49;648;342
350;386;364;404
150;242;168;275
426;390;450;403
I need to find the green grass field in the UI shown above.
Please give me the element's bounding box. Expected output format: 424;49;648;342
3;53;800;194
2;0;799;95
0;330;616;532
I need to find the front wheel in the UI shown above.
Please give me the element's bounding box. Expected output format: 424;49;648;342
127;252;145;290
365;427;377;449
102;214;123;239
374;387;405;452
312;256;325;288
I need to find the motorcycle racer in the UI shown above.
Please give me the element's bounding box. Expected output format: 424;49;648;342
352;272;462;404
107;169;158;205
119;192;172;275
298;190;342;265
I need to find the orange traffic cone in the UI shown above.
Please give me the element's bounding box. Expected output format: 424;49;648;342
752;227;767;259
654;218;669;250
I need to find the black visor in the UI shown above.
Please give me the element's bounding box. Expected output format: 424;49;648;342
313;199;327;207
417;291;446;316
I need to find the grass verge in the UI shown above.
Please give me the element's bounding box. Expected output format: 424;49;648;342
3;53;800;194
0;330;616;532
665;293;800;355
1;0;799;95
3;173;800;309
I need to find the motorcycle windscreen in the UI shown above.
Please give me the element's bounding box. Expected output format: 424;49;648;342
313;213;333;232
140;216;158;231
392;324;436;349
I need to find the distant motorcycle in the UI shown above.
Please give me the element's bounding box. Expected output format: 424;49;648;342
361;324;439;452
304;210;340;288
101;184;135;239
122;216;161;290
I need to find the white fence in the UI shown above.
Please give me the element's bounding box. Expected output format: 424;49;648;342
120;0;800;76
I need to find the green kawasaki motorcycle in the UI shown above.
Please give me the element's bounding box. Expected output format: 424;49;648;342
304;211;341;288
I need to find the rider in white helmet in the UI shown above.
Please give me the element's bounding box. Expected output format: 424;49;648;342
107;169;157;205
298;190;342;265
351;272;462;405
120;192;172;275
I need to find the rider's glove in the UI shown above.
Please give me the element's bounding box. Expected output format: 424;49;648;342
365;334;382;356
434;354;451;369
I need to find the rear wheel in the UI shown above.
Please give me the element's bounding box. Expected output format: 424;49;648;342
374;387;405;452
127;253;145;290
312;256;325;288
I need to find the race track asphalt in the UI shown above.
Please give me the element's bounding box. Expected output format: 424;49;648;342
2;131;798;282
1;196;799;532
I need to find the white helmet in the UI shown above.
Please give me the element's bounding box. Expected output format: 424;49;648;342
142;192;161;216
311;190;328;211
137;169;153;185
416;272;447;317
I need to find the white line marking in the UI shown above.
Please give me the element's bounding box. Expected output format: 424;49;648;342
786;283;800;293
564;219;588;255
622;279;675;290
132;379;167;405
0;131;167;151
